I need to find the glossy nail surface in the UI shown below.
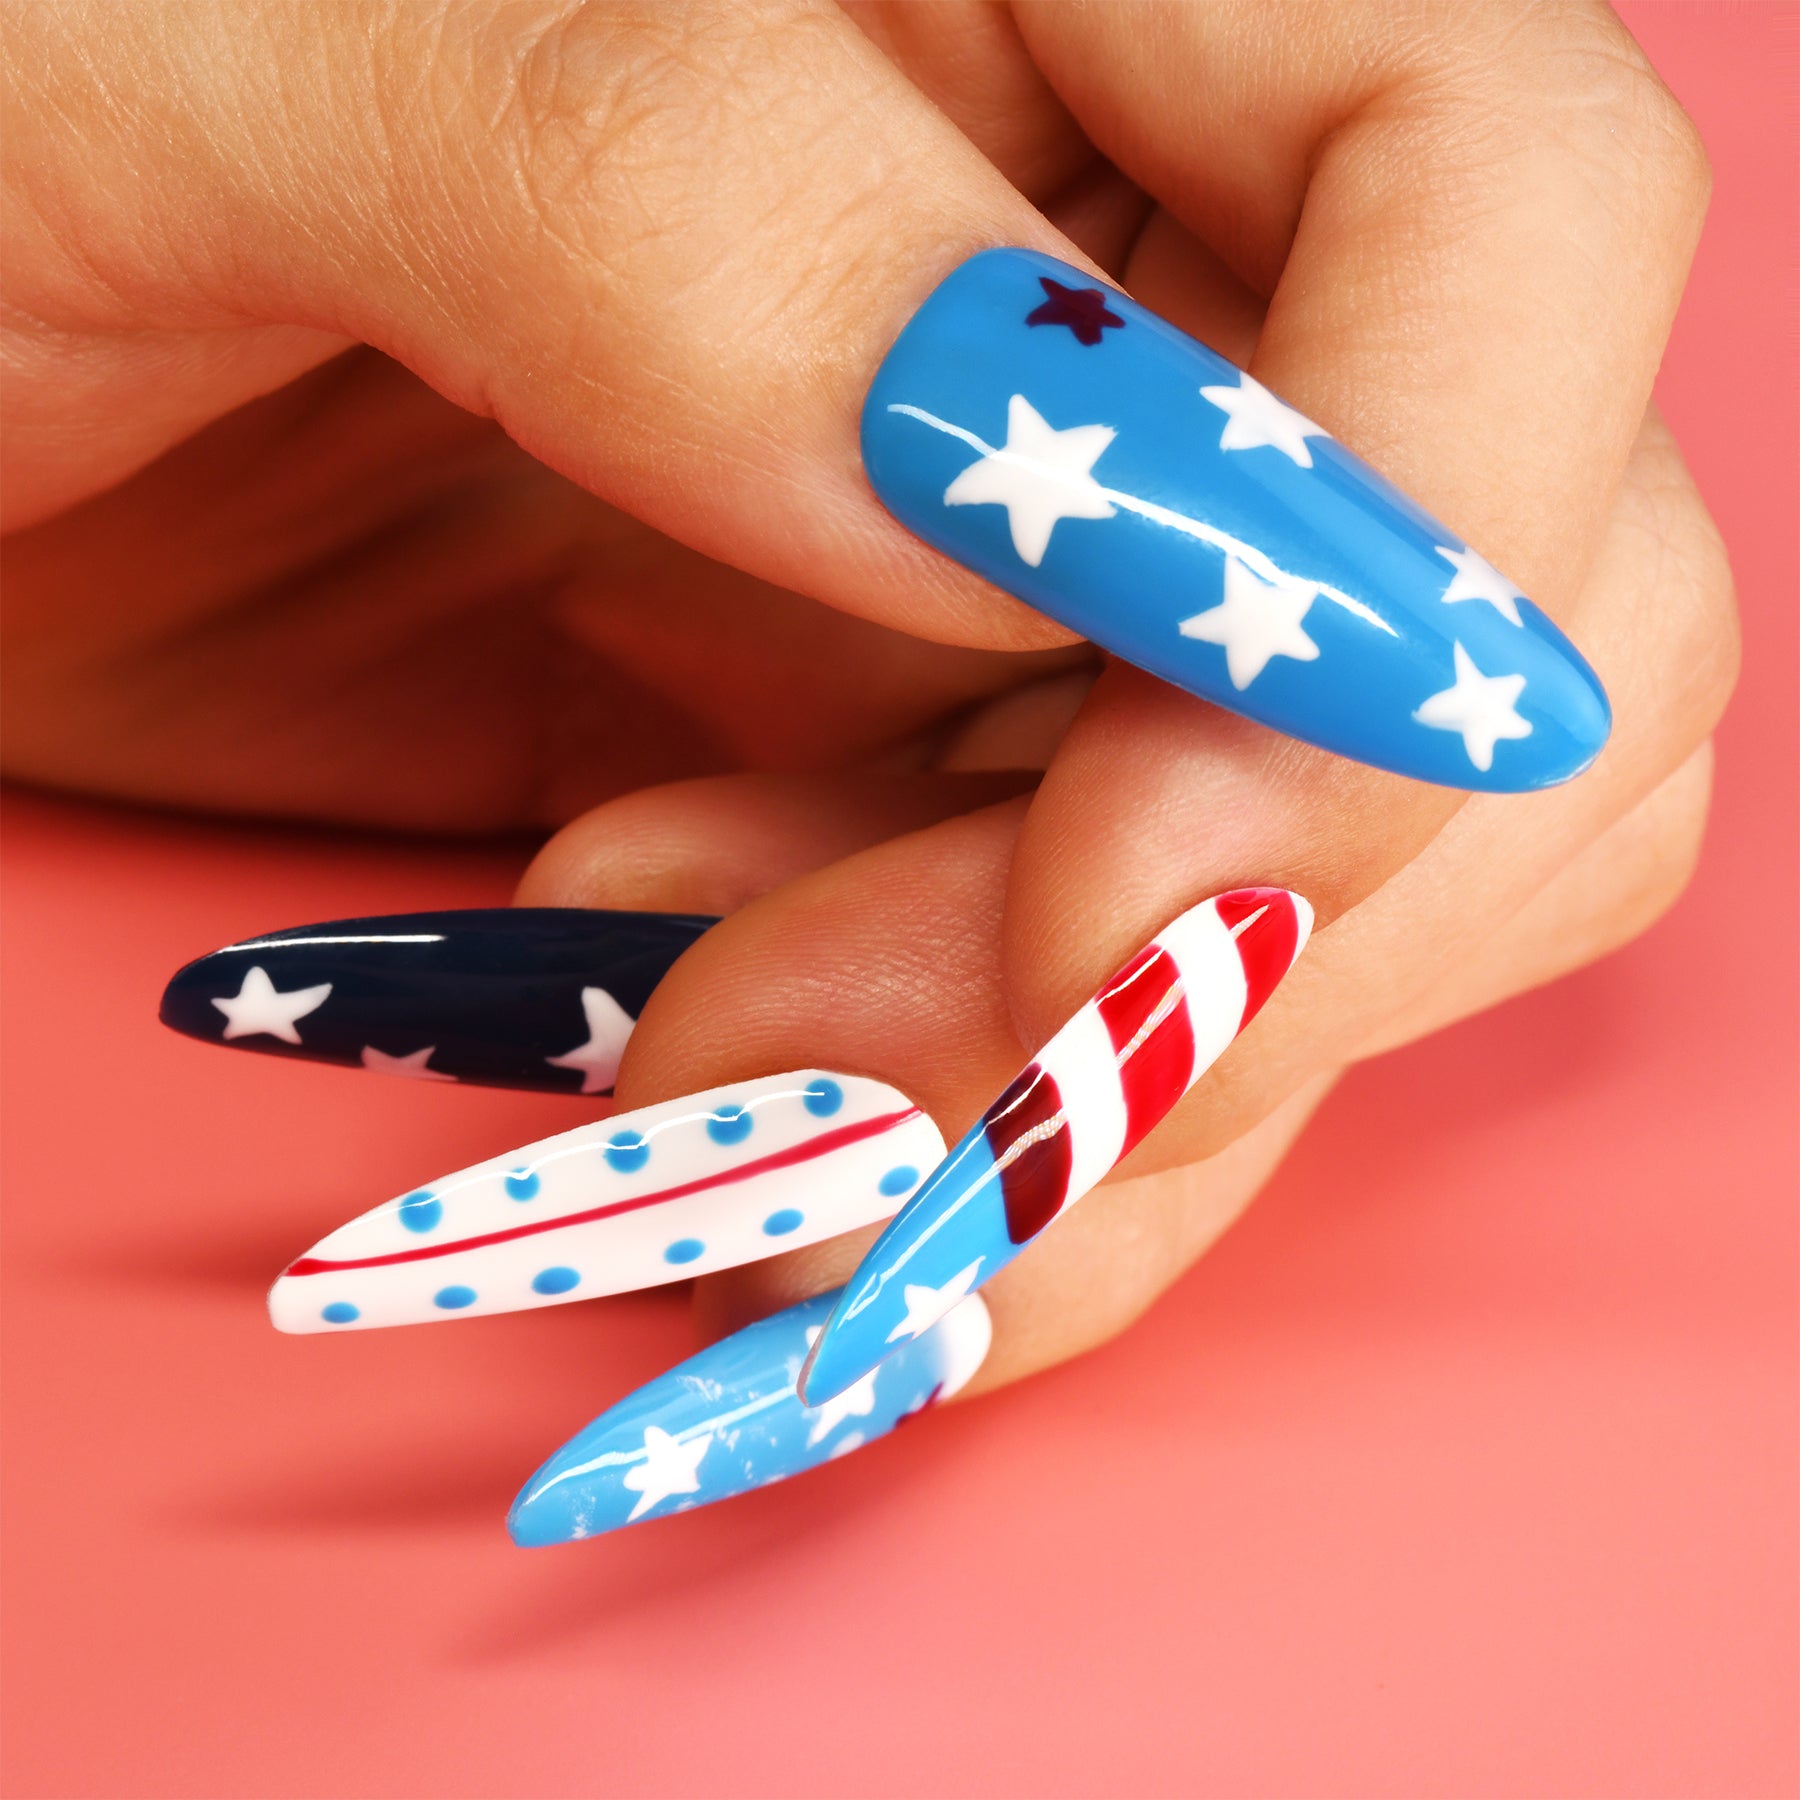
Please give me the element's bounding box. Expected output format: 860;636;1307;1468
862;247;1610;791
508;1287;991;1544
801;888;1310;1404
269;1072;942;1332
160;909;716;1094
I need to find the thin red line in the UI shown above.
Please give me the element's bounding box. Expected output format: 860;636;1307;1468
285;1107;923;1276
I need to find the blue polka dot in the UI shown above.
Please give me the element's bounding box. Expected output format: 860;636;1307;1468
706;1104;753;1146
433;1285;477;1310
397;1189;442;1233
663;1238;705;1265
320;1302;360;1325
503;1168;540;1201
762;1208;804;1236
879;1164;921;1198
604;1130;650;1174
803;1078;844;1117
531;1266;580;1296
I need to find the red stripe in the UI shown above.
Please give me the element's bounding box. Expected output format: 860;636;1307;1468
284;1107;923;1276
1214;889;1300;1030
984;1064;1073;1246
1095;944;1196;1157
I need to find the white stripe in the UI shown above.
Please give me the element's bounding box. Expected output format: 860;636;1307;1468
932;1297;994;1399
1155;901;1250;1087
1035;997;1129;1212
1287;893;1317;961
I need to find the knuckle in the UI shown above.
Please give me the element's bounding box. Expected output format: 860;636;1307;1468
1598;744;1716;952
1618;419;1740;743
499;8;725;286
1644;745;1715;911
1654;483;1738;740
493;5;864;262
1543;7;1713;230
399;5;785;296
452;0;902;388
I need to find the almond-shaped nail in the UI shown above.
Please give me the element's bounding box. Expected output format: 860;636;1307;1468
159;909;715;1094
508;1287;991;1544
862;248;1610;791
269;1072;943;1332
800;888;1311;1404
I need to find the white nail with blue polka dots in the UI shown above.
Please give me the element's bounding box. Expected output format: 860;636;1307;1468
267;1071;943;1333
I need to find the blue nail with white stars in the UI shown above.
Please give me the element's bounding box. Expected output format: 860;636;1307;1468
862;247;1610;791
159;908;716;1094
507;1286;991;1544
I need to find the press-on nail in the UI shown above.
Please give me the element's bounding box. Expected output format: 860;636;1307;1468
507;1287;991;1544
269;1071;944;1332
159;909;715;1094
800;888;1311;1403
862;248;1609;791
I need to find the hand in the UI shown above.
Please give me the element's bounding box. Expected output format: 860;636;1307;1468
7;4;1735;1505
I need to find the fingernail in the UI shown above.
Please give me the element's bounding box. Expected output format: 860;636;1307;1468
268;1072;943;1332
800;888;1311;1403
862;247;1610;791
507;1287;991;1543
159;909;715;1094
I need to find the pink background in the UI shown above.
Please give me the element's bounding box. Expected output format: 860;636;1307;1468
3;8;1794;1795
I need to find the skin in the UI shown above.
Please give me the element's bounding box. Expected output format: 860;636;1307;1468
2;2;1737;1400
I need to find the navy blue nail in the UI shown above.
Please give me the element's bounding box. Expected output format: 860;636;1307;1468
862;248;1610;791
159;909;714;1094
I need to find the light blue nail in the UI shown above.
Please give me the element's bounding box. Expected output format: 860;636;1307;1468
798;1129;1001;1410
506;1287;991;1545
861;248;1610;791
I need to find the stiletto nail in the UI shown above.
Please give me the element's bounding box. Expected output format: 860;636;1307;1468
862;247;1609;791
159;909;715;1094
507;1287;991;1544
800;888;1311;1403
268;1072;943;1332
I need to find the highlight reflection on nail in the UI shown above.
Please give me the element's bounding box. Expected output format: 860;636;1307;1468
268;1072;944;1333
862;247;1610;791
159;908;716;1094
800;888;1311;1404
507;1287;992;1544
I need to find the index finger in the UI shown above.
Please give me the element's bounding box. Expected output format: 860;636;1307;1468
981;0;1710;1038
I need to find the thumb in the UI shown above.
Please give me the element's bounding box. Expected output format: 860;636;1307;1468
6;0;1083;653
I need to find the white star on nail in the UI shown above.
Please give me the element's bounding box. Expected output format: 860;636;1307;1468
885;1258;984;1345
1414;642;1533;771
800;1341;880;1448
360;1044;456;1082
943;393;1117;567
1198;371;1330;468
543;986;636;1094
1436;545;1526;627
209;966;332;1044
1178;554;1321;689
621;1425;712;1522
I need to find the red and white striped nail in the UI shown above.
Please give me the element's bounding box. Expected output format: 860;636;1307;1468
798;888;1312;1403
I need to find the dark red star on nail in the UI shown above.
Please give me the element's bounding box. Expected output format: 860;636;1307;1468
1026;277;1124;346
893;1383;945;1427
